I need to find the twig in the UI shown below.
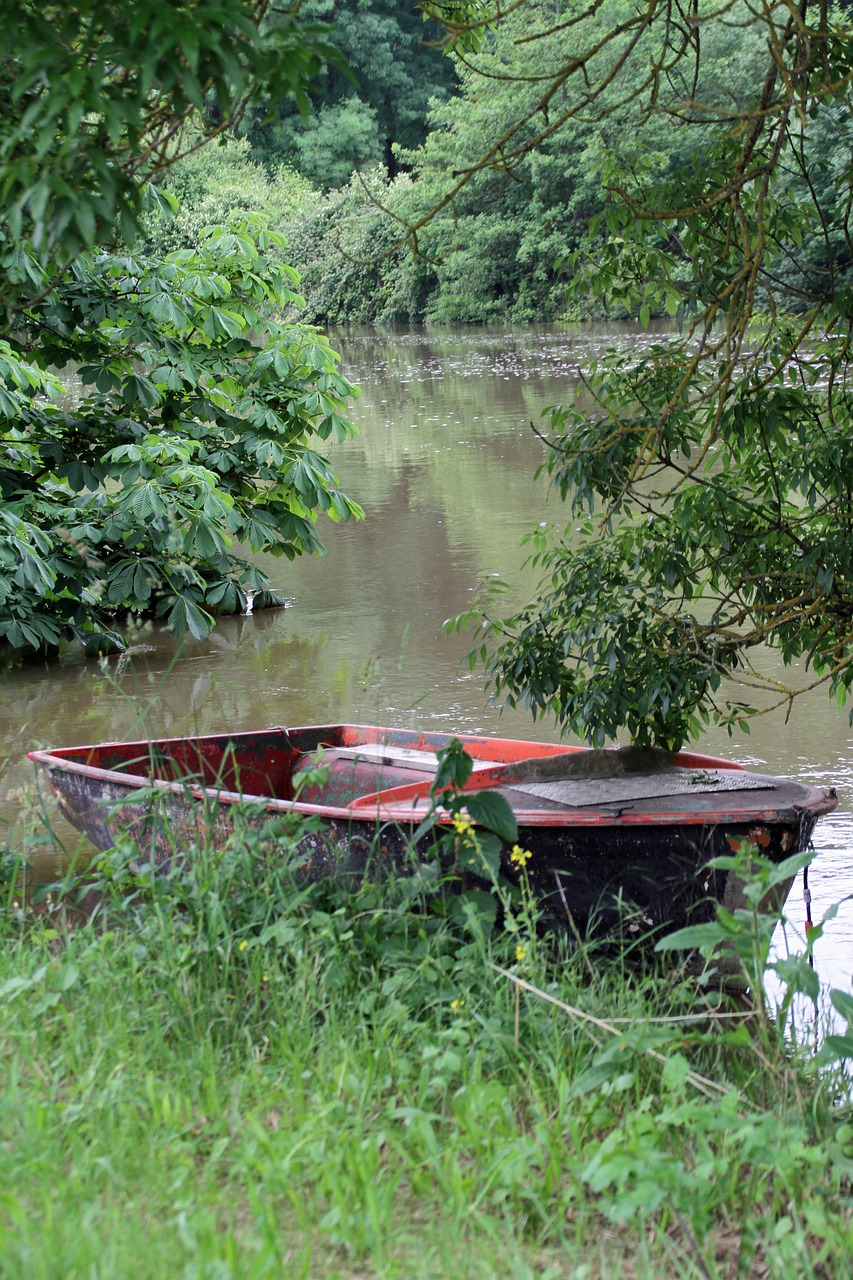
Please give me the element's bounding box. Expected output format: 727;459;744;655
489;963;752;1108
553;870;596;982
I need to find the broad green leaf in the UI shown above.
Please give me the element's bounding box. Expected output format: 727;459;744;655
655;922;733;953
456;832;502;880
463;790;518;844
817;1033;853;1065
830;988;853;1025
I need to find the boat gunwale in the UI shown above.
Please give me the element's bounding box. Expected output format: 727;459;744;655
29;747;838;830
29;750;361;823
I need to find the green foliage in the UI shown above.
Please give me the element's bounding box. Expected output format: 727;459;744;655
242;0;457;186
440;0;853;745
656;843;819;1002
1;809;853;1276
286;0;775;326
1;215;362;658
138;136;317;256
287;167;436;324
291;98;383;189
460;319;853;746
0;5;367;661
0;0;340;282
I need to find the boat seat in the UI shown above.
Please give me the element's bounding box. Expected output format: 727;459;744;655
331;744;444;769
291;748;436;807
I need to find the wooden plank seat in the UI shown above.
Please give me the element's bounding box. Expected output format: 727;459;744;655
291;745;438;807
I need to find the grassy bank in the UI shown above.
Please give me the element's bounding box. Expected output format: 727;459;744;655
0;822;851;1280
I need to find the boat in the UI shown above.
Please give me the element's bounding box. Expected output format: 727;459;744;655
28;723;837;937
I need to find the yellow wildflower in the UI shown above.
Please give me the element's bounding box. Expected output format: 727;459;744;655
452;813;474;836
451;997;465;1012
510;844;532;867
515;944;527;963
238;940;248;952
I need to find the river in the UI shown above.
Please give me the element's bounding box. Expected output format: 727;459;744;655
2;324;850;1006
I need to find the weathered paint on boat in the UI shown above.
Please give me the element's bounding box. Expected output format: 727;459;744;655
28;723;837;936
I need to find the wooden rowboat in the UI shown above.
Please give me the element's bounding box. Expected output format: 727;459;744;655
29;723;837;936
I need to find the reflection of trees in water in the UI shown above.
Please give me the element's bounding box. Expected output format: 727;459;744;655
324;328;633;592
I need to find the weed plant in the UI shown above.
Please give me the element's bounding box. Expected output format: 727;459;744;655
1;791;852;1278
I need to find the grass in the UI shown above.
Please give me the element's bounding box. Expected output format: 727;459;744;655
0;812;852;1280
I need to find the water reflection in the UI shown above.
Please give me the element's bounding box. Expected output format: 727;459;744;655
2;323;850;1005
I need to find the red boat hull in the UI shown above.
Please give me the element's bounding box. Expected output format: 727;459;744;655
29;724;837;937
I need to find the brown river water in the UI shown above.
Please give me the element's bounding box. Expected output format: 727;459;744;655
2;324;851;1005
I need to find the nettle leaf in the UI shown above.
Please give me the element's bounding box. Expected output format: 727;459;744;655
433;741;474;793
464;790;518;844
449;888;498;936
457;832;502;880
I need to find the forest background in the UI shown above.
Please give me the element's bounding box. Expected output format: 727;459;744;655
141;0;823;329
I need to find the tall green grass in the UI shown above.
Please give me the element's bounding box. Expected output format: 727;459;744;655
0;809;851;1279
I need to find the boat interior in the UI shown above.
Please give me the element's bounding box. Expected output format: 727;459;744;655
37;724;773;817
40;724;556;808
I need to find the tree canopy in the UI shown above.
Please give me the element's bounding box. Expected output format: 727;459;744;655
436;0;853;746
1;1;340;284
1;2;362;660
241;0;458;188
7;0;853;750
272;0;788;327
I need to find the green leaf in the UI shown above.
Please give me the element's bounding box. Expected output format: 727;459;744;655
128;484;161;521
817;1033;853;1065
121;375;162;408
432;741;474;793
655;922;734;953
457;832;502;880
830;988;853;1026
449;888;498;936
463;790;518;844
167;595;214;641
771;954;820;1003
660;1053;692;1093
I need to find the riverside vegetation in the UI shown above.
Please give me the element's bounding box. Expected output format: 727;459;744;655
1;747;853;1280
3;7;853;1270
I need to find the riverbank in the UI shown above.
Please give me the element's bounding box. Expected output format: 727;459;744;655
1;834;850;1279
